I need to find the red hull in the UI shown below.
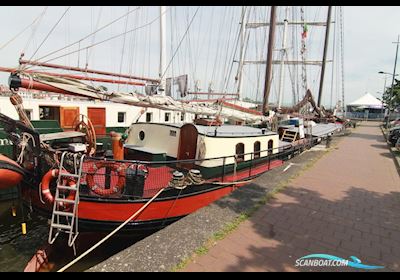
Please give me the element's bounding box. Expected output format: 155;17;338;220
22;159;283;232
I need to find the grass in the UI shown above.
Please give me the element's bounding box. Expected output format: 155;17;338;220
171;140;341;272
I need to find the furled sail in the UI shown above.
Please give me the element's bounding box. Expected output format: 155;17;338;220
10;72;273;124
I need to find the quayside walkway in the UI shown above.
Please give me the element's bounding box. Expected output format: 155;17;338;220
183;122;400;272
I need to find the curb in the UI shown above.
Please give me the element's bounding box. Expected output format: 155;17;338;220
380;125;400;176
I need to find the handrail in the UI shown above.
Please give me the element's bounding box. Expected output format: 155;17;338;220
85;139;308;166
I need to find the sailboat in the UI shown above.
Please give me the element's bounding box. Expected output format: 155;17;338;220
0;6;336;251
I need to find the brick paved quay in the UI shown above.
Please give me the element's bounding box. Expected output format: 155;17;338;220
183;122;400;272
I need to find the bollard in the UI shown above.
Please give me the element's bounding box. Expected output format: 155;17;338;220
326;135;332;148
110;131;124;160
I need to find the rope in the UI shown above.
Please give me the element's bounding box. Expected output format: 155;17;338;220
117;6;131;91
26;6;140;69
25;7;167;70
210;178;254;186
0;7;47;51
158;6;200;89
17;132;36;164
57;187;166;272
26;7;71;64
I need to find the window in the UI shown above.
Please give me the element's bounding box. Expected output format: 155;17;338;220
139;131;145;141
254;141;261;159
181;113;185;122
146;112;152;122
165;112;170;122
118;112;126;123
268;139;274;155
24;109;33;120
39;106;60;122
170;130;177;137
235;143;245;162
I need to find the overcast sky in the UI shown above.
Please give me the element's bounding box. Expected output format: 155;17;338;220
0;6;399;108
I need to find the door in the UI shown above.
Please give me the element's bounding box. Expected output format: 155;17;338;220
177;124;198;169
60;107;79;130
88;107;106;137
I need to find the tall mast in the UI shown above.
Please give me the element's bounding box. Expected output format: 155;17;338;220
262;6;277;115
339;6;345;113
236;6;248;100
277;6;289;109
159;6;167;95
317;6;332;107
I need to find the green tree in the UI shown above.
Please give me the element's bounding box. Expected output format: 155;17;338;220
383;78;400;111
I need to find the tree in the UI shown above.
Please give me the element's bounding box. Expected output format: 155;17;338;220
383;78;400;111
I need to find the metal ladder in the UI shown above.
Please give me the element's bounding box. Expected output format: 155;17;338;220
48;152;85;248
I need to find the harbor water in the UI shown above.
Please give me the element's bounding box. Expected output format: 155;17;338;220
0;199;147;272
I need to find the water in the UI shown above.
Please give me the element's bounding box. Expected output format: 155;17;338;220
0;200;148;272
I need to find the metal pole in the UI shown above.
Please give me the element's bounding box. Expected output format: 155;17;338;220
159;6;167;95
262;6;277;115
317;6;332;107
277;7;289;109
389;35;400;122
236;6;248;100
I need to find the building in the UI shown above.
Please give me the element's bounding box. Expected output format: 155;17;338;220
346;92;384;119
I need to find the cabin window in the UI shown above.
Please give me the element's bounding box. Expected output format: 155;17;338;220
24;109;33;120
139;131;145;141
165;112;170;122
235;143;245;162
254;141;261;159
118;112;126;123
268;139;274;155
146;112;152;122
39;106;60;123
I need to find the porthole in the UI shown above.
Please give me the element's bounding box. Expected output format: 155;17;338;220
139;131;145;141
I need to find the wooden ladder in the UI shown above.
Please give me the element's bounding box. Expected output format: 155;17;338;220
281;129;298;143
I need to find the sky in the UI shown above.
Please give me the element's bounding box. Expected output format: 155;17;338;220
0;6;399;108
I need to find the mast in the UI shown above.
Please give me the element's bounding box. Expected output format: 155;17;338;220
277;6;289;109
317;6;332;107
262;6;277;115
236;6;248;100
159;6;167;95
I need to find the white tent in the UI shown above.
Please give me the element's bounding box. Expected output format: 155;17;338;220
347;92;383;109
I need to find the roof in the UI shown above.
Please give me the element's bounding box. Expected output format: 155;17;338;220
347;93;383;109
139;122;277;138
308;123;343;137
195;124;276;137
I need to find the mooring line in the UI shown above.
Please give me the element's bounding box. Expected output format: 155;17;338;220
57;187;166;272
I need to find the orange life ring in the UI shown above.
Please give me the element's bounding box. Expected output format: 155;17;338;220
41;169;76;208
86;161;126;196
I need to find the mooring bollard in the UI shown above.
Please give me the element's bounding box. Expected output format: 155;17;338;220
326;135;332;148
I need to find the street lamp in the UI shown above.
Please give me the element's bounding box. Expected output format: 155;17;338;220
378;71;398;76
378;71;398;95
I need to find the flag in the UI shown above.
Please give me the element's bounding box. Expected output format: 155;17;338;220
301;23;308;39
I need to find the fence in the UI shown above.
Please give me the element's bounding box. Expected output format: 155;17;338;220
345;112;385;120
79;139;312;200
